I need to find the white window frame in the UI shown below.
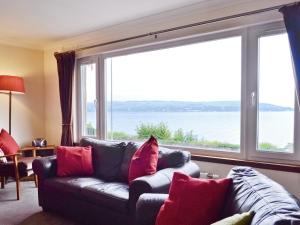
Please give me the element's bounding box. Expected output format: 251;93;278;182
246;21;300;164
76;56;101;139
75;21;300;164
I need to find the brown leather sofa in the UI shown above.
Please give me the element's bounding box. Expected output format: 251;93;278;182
136;167;300;225
32;138;200;225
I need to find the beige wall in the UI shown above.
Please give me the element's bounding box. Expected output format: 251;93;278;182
44;51;61;145
0;44;45;146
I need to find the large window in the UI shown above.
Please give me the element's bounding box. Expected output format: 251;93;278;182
77;21;300;163
105;36;241;151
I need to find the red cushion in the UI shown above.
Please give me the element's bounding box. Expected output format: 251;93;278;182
155;172;232;225
128;136;159;183
0;129;19;156
57;146;94;177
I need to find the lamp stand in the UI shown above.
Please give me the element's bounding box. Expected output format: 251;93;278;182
9;91;11;135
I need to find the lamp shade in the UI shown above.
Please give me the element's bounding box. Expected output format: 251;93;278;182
0;75;25;94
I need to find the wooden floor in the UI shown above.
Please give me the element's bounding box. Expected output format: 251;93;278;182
0;180;42;225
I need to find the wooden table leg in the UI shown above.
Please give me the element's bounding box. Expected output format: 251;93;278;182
13;155;20;200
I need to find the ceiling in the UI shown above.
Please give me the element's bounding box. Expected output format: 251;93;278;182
0;0;207;49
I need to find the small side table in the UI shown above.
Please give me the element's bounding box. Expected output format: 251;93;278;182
20;145;56;157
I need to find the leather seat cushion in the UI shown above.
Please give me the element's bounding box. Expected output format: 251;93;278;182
44;177;104;195
81;182;129;213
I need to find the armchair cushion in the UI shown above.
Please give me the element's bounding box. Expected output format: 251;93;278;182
0;156;35;177
0;129;19;157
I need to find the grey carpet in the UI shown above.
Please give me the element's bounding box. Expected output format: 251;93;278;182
18;212;79;225
0;180;77;225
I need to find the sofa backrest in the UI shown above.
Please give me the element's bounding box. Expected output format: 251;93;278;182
79;138;191;183
80;138;127;181
157;147;191;170
224;167;300;225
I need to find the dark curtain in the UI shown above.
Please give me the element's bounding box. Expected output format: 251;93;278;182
280;3;300;107
54;51;75;146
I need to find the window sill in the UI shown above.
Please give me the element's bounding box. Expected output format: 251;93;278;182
191;154;300;173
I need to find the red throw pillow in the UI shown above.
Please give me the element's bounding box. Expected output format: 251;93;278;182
128;135;159;183
155;172;232;225
57;146;94;177
0;129;19;156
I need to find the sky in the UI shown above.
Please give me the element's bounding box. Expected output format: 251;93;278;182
85;33;295;108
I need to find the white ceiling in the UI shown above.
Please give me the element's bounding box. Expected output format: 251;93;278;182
0;0;207;49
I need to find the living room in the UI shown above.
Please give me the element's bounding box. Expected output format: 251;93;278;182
0;0;300;224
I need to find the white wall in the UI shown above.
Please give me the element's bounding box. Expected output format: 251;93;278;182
195;161;300;198
0;44;45;146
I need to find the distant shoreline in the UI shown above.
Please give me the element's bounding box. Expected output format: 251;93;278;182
87;100;293;112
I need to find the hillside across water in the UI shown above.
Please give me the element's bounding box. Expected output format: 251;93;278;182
88;101;293;112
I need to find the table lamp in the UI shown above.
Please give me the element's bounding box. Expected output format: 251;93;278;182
0;75;25;134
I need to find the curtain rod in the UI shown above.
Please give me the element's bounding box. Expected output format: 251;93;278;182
74;1;298;52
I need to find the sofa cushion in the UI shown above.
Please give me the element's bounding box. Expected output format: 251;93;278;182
157;147;190;170
224;167;300;225
128;136;159;183
80;138;126;181
81;182;129;213
44;177;104;195
56;146;93;177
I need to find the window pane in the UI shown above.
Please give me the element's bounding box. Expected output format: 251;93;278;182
106;36;241;151
257;33;294;153
81;63;97;136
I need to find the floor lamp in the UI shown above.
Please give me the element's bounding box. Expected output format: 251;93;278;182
0;75;25;135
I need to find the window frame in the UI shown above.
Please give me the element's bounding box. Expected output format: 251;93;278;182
75;21;300;164
246;22;300;164
76;56;101;139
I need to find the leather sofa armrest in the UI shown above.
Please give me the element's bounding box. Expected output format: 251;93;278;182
135;193;168;225
32;156;57;180
129;161;199;213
